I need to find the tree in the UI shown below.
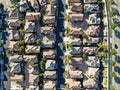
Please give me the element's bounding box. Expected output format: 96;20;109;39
110;49;117;55
41;58;46;62
97;52;107;59
65;44;72;49
41;9;46;16
68;0;71;5
92;77;97;81
64;70;69;78
36;39;41;44
82;53;88;60
111;23;117;30
64;84;69;90
18;40;24;46
18;46;24;53
64;14;70;21
20;20;25;27
111;72;116;77
40;60;45;72
29;61;35;66
111;60;116;66
19;29;25;36
82;33;87;38
6;71;12;77
39;73;44;77
109;11;116;17
97;0;104;5
6;50;10;55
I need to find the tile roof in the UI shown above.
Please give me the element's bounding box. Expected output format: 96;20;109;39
44;81;56;90
25;12;41;21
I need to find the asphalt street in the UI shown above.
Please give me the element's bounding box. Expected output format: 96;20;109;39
56;0;65;90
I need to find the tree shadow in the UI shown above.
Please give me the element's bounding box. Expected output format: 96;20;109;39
114;77;120;84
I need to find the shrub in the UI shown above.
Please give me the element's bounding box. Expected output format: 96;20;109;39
36;39;41;44
29;61;35;66
18;46;24;53
19;29;25;36
18;40;24;46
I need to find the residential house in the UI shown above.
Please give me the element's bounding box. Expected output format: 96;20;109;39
70;0;81;3
83;79;98;89
69;70;83;79
8;41;19;51
83;47;98;55
43;16;55;26
23;55;38;63
28;64;39;75
83;37;99;45
30;0;40;11
84;4;99;13
9;30;21;41
41;26;54;35
9;54;23;62
66;79;81;90
88;14;100;25
8;19;20;29
45;60;57;70
84;0;98;3
70;37;82;46
11;81;23;90
25;22;36;33
69;27;83;36
11;75;24;82
25;12;41;21
69;57;86;70
25;45;40;54
85;56;100;67
28;74;39;86
46;4;57;15
41;35;56;48
43;49;56;59
68;3;83;13
86;67;99;78
27;85;39;90
10;62;23;74
8;8;23;19
19;0;29;12
44;80;56;90
24;33;37;44
85;25;100;36
70;47;82;55
44;71;57;80
70;14;84;22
